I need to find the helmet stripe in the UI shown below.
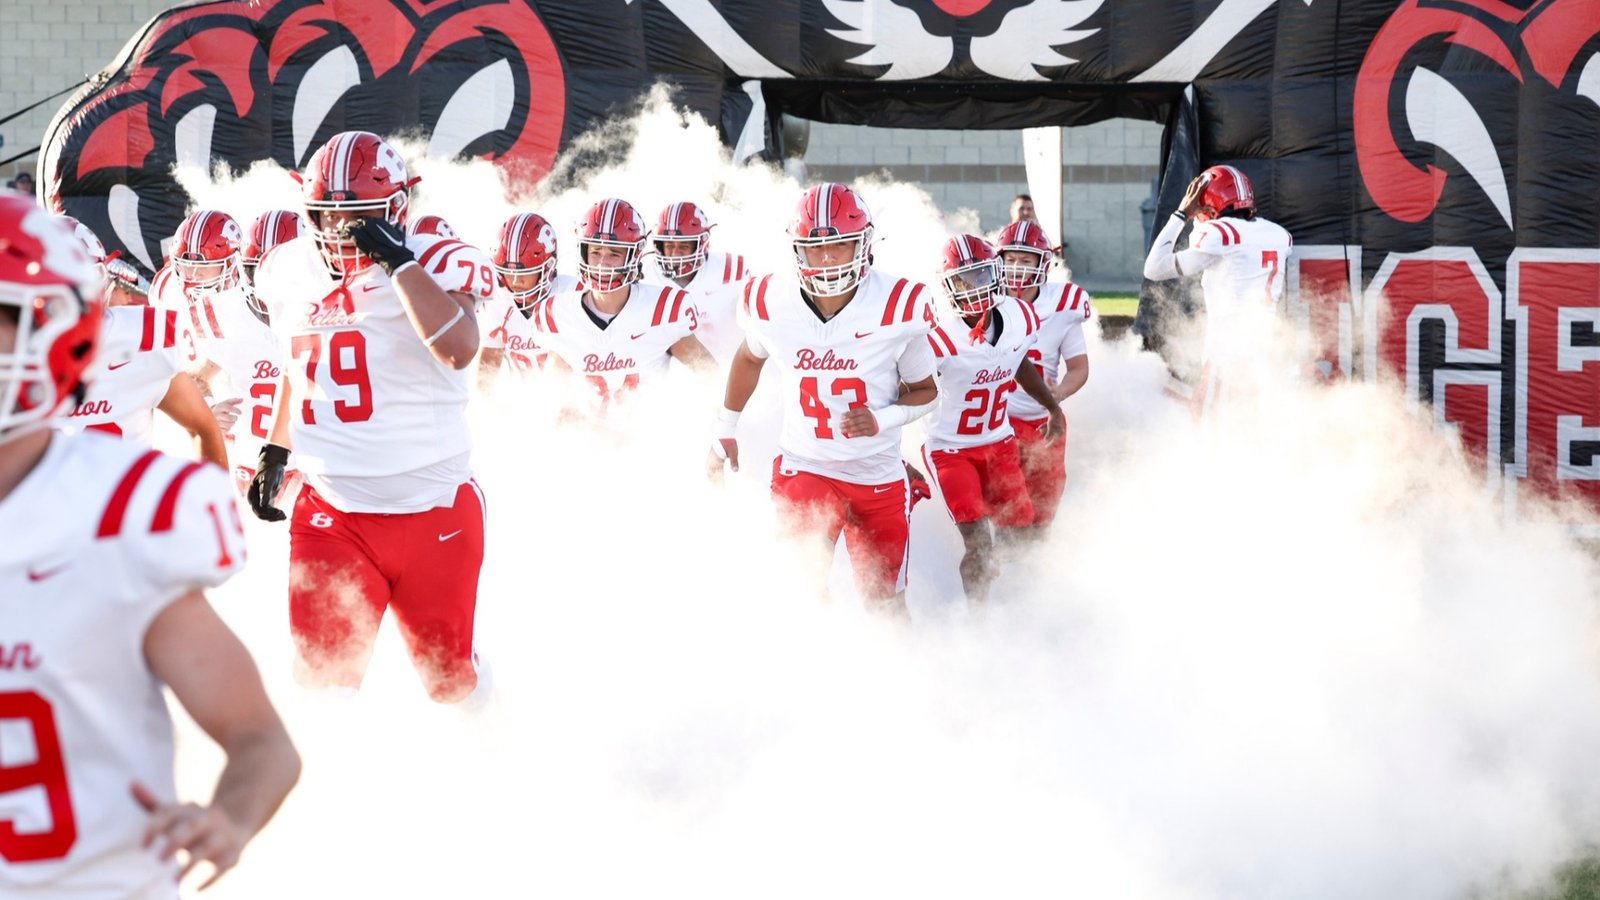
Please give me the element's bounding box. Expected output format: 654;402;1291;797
601;199;617;237
331;133;356;193
189;211;210;257
510;214;528;266
668;201;681;235
817;184;831;234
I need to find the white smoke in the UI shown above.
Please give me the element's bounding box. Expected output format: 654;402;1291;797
157;92;1600;900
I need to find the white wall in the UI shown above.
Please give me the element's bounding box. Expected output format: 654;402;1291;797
0;0;172;185
803;118;1163;291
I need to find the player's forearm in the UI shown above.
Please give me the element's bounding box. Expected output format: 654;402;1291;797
1142;213;1188;280
158;376;229;468
267;375;293;449
874;378;938;431
1016;361;1062;416
670;336;718;375
393;266;478;369
722;345;766;412
210;725;300;842
1054;355;1089;401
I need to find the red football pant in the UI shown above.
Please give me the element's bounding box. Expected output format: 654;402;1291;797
922;436;1034;527
1010;415;1068;527
288;480;485;702
771;458;910;601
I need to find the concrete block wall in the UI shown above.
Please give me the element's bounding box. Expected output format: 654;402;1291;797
0;0;171;187
805;118;1164;291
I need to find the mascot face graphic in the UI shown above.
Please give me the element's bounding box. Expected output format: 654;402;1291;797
1354;0;1600;229
47;0;565;271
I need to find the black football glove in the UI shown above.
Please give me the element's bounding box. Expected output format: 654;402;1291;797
247;443;290;522
345;218;415;276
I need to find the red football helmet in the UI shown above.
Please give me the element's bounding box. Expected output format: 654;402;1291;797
790;183;874;297
0;194;103;443
653;201;711;280
244;209;308;274
300;130;417;276
493;212;558;309
408;214;458;240
56;214;108;282
939;234;1002;315
170;209;243;293
994;220;1054;292
1195;164;1255;221
576;198;647;293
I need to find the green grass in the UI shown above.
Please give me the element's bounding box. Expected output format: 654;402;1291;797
1092;293;1138;318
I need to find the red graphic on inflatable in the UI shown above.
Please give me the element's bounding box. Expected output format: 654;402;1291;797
50;0;564;262
1354;0;1599;224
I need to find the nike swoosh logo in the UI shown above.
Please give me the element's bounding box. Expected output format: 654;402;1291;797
630;332;647;340
874;485;896;493
27;564;67;582
361;284;382;292
855;331;873;339
107;362;130;370
438;530;463;542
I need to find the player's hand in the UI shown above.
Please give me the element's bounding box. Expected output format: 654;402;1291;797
707;439;739;483
345;218;414;276
247;444;289;522
840;407;879;438
209;398;242;431
1043;408;1066;445
132;781;247;891
904;462;932;508
1179;173;1210;218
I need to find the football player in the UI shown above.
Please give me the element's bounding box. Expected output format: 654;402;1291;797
921;235;1064;603
650;201;748;364
995;219;1091;537
241;209;308;318
151;209;294;499
532;198;716;418
0;191;299;898
710;183;939;618
54;216;229;469
475;211;575;390
1142;164;1294;416
248;130;495;704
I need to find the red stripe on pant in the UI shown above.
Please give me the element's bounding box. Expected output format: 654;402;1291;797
287;480;485;702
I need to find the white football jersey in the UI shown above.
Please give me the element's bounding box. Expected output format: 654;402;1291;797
740;268;937;484
151;269;287;476
665;251;747;365
532;280;698;416
253;232;494;513
478;274;580;374
1007;281;1090;422
925;297;1042;450
0;433;246;899
1185;216;1292;364
57;306;195;445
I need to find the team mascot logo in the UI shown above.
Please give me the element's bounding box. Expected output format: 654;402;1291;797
1354;0;1600;229
41;0;565;273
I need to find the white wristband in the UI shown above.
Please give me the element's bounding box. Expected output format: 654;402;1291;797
423;306;465;346
873;398;936;431
714;406;740;440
